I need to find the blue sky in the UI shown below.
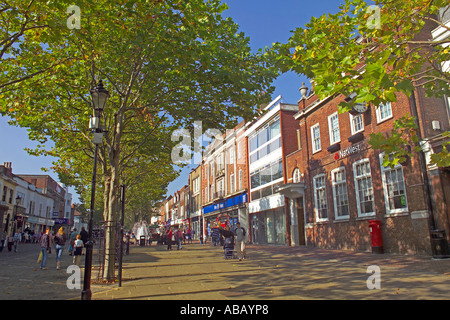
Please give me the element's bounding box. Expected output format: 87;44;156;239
165;0;344;195
0;0;344;203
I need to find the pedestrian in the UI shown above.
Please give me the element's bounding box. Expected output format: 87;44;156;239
73;234;83;266
234;222;247;261
220;225;235;259
176;228;183;250
79;227;88;254
38;228;52;270
166;227;173;251
211;227;220;247
54;227;67;270
186;227;192;244
0;231;5;252
13;230;21;252
7;234;14;252
68;228;78;256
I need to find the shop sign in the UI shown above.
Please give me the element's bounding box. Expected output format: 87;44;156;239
203;192;247;215
53;218;71;225
335;143;361;160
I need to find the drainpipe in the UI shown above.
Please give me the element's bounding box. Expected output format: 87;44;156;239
409;90;437;230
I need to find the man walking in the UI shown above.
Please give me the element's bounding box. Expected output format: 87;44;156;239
234;222;246;261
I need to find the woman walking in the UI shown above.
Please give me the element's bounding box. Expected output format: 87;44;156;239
166;227;173;251
38;229;52;270
72;234;83;266
54;227;67;270
176;228;183;250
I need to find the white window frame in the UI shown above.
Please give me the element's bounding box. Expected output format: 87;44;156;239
311;123;321;153
328;112;341;145
230;174;235;194
238;169;243;191
350;113;364;135
379;153;409;215
353;158;375;217
376;101;393;123
313;174;328;222
193;177;200;195
229;147;234;165
331;167;349;220
237;141;242;160
293;168;301;183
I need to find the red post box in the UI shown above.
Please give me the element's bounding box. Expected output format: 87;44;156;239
369;220;383;254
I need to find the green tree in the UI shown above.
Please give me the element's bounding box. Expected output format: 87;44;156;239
1;0;277;280
272;0;450;168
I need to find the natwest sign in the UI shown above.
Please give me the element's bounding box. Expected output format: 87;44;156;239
335;144;361;160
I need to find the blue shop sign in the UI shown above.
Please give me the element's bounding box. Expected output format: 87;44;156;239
203;193;247;215
53;218;71;225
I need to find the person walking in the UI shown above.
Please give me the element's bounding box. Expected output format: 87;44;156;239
68;228;78;256
13;230;21;253
72;234;83;266
176;228;183;250
166;227;173;251
54;227;67;270
7;234;14;252
234;222;247;261
211;227;220;247
38;228;52;270
79;227;88;255
0;231;5;252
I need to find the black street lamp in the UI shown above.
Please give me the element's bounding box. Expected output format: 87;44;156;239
81;79;109;300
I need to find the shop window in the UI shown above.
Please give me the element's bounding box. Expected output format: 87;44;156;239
379;154;408;214
331;167;349;219
353;159;375;217
313;174;328;221
328;112;341;145
311;123;321;153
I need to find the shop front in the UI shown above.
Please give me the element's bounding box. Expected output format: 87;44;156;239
248;193;287;245
202;192;248;237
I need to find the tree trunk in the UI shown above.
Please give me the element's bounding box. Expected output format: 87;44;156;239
103;159;120;281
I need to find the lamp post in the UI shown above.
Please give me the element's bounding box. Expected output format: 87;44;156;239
81;80;109;300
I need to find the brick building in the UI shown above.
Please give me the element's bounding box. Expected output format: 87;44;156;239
188;165;202;239
279;79;450;255
201;120;250;238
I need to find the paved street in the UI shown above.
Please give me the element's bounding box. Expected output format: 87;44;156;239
1;241;450;300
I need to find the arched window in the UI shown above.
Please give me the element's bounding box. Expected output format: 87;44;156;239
293;168;301;183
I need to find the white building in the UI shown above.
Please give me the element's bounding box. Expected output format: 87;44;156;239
13;175;54;233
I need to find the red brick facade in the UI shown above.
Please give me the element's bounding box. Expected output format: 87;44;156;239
285;86;450;255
